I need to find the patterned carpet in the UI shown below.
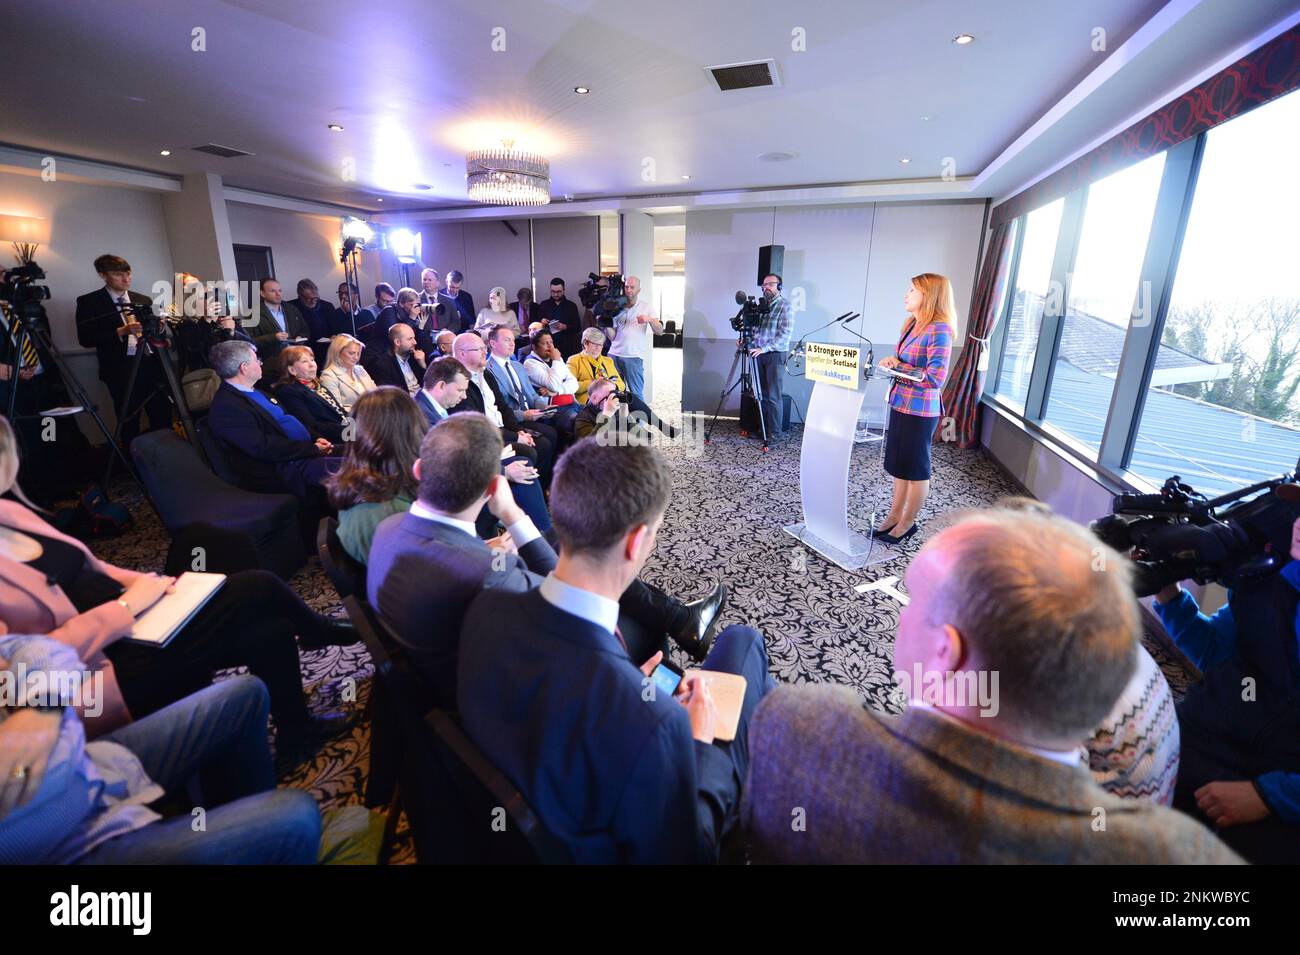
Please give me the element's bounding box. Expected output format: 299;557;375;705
81;348;1190;862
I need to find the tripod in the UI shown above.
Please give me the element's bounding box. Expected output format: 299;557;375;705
102;305;201;489
2;300;148;505
705;339;769;450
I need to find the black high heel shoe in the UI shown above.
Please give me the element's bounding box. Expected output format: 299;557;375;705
877;524;918;546
870;523;898;539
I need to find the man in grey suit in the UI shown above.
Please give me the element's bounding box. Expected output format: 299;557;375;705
367;414;726;710
741;506;1243;864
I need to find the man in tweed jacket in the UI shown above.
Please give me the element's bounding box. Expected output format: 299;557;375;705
741;507;1241;864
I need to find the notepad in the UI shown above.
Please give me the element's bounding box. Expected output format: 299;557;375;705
686;670;748;742
123;572;226;647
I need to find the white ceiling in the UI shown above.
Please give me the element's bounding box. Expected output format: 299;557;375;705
3;0;1294;214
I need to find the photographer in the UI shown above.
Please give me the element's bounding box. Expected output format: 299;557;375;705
746;274;792;441
576;377;642;442
1152;515;1300;863
606;275;662;400
74;255;172;446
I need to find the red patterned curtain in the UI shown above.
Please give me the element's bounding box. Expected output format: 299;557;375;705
937;221;1016;449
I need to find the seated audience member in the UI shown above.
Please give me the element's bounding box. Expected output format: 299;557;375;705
509;287;535;331
474;286;519;338
432;329;456;358
458;437;771;863
570;329;677;438
288;278;341;343
206;340;338;503
1152;513;1300;864
319;334;378;414
415;357;551;533
336;282;366;338
997;497;1179;806
372;286;436;356
444;270;475;330
0;642;320;865
250;278;309;380
417;268;441;306
274;345;350;445
523;328;579;399
484;325;561;450
365;322;426;396
446;332;555;485
356;283;396;338
569;326;626;402
0;416;355;755
516;320;545;361
740;506;1242;864
325;387;423;565
371;419;725;710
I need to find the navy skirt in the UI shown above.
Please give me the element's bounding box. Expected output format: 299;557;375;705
883;407;939;480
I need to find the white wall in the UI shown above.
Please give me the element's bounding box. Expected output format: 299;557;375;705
681;200;985;415
226;201;375;302
533;216;601;308
0;169;175;429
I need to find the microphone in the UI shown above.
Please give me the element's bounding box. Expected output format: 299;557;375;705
735;291;748;305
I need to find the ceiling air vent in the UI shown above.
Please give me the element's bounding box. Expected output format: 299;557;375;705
706;59;781;92
191;142;255;159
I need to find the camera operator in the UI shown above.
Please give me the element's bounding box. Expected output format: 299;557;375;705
74;255;172;446
605;275;662;401
1152;515;1300;863
745;274;792;441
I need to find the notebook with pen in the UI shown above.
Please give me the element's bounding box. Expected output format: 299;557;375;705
122;572;226;647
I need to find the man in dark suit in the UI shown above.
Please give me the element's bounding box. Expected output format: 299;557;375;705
249;278;309;381
445;332;554;485
444;270;475;330
740;506;1242;864
537;277;581;359
365;322;426;395
74;254;173;444
369;416;725;710
417;356;550;534
483;325;560;453
458;437;769;863
205;340;336;503
287;278;340;344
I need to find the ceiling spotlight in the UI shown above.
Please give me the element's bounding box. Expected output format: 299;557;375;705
681;174;691;180
899;158;911;165
952;33;975;45
920;115;933;122
574;86;591;94
327;124;344;132
376;198;383;202
159;149;171;156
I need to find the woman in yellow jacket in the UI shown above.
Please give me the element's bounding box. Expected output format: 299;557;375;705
566;327;625;403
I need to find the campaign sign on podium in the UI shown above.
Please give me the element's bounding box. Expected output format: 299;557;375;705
783;342;895;571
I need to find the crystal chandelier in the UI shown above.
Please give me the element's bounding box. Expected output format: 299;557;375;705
466;139;551;206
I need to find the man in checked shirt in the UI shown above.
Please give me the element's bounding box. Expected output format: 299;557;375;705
746;273;792;441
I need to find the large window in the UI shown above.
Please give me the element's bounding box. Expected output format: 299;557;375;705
1042;153;1166;450
1132;90;1300;496
992;198;1064;406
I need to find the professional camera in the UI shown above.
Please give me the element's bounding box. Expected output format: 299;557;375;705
1090;463;1300;597
578;272;628;328
1;261;53;330
729;290;771;336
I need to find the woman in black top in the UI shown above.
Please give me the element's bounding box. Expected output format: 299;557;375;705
274;345;350;444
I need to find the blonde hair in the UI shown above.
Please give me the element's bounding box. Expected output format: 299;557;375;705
325;334;364;370
0;417;43;511
489;287;508;312
906;272;957;335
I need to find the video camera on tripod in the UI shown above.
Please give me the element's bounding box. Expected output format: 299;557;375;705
1;261;52;327
1090;463;1300;597
730;290;771;342
578;272;628;328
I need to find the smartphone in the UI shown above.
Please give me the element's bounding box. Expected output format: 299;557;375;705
650;659;683;698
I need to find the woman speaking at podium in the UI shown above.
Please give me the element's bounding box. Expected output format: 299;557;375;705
874;273;954;545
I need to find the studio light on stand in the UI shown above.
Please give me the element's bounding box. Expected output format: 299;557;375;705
388;227;421;289
339;217;374;336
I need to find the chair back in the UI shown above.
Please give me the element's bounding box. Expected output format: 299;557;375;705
317;517;367;600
